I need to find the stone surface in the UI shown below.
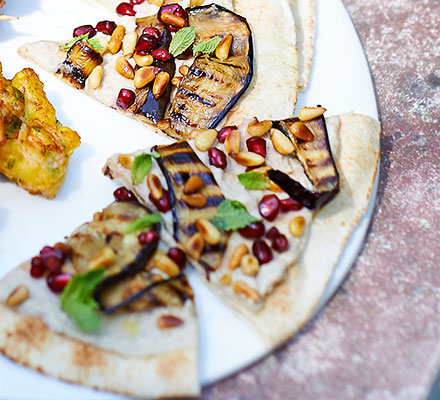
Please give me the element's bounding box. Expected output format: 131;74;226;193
203;1;440;399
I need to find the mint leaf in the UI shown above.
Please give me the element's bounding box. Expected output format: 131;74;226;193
211;199;260;231
238;172;271;190
193;36;222;56
60;34;103;52
131;152;159;185
169;26;196;57
124;213;161;234
60;268;105;331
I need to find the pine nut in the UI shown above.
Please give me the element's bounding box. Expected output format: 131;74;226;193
195;218;221;246
93;211;104;221
184;175;204;194
215;34;233;61
158;119;171;130
89;247;116;270
115;56;134;79
6;285;29;307
148;0;164;6
247;119;272;137
133;53;154;67
153;71;170;99
147;173;163;199
88;65;103;90
157;314;183;330
289;216;305;237
297;106;326;121
270;128;295;155
189;128;203;140
182;193;207;208
179;64;190;76
229;244;249;270
268;180;283;192
233;151;265;167
194;128;218;151
241;255;259;276
108;25;125;54
224;129;241;155
219;272;232;286
189;0;203;5
153;251;180;277
233;281;260;302
54;242;71;256
186;233;204;260
122;31;138;58
134;66;159;88
118;153;133;169
171;76;182;86
289;121;314;141
161;12;186;28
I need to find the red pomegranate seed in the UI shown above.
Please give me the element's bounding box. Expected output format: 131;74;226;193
47;273;72;294
135;34;158;54
168;247;187;269
238;222;265;239
252;240;273;265
130;0;145;4
272;233;289;252
116;2;136;16
117;88;136;110
280;197;303;212
259;194;281;221
266;226;280;241
142;27;161;41
113;187;137;202
149;190;172;212
73;25;96;38
30;256;45;278
246;136;267;158
208;148;227;170
151;48;172;61
96;20;117;35
40;246;65;273
138;230;159;246
218;126;237;144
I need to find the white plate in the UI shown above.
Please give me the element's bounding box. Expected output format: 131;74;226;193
0;0;378;398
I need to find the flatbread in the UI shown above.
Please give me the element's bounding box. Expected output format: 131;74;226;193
289;0;315;90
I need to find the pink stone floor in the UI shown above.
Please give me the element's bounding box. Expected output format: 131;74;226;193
204;1;440;399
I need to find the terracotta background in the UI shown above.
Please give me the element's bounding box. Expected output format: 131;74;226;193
204;1;440;399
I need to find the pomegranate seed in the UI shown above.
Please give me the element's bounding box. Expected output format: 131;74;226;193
117;88;136;110
130;0;145;4
73;25;96;38
247;137;267;158
135;34;158;54
142;27;161;41
138;230;159;246
30;256;45;278
40;246;65;273
116;2;136;16
113;186;137;202
218;126;237;143
266;226;280;241
252;240;273;265
149;190;172;212
158;4;187;22
208;148;227;170
272;233;289;252
280;197;303;212
238;222;265;239
259;194;281;221
96;20;117;35
47;273;72;294
168;247;187;269
151;48;172;61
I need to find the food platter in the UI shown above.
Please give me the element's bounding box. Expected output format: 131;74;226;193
0;0;378;398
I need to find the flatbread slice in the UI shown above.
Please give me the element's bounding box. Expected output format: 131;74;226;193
0;201;199;398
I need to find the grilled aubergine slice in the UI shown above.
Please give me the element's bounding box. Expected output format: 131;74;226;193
268;114;340;210
163;4;253;139
154;141;230;275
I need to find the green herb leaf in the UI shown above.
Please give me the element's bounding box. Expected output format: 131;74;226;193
60;268;105;332
193;36;222;56
238;172;271;190
131;152;157;185
12;87;25;104
169;26;196;57
5;115;22;133
124;213;162;234
211;199;260;231
60;33;103;52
